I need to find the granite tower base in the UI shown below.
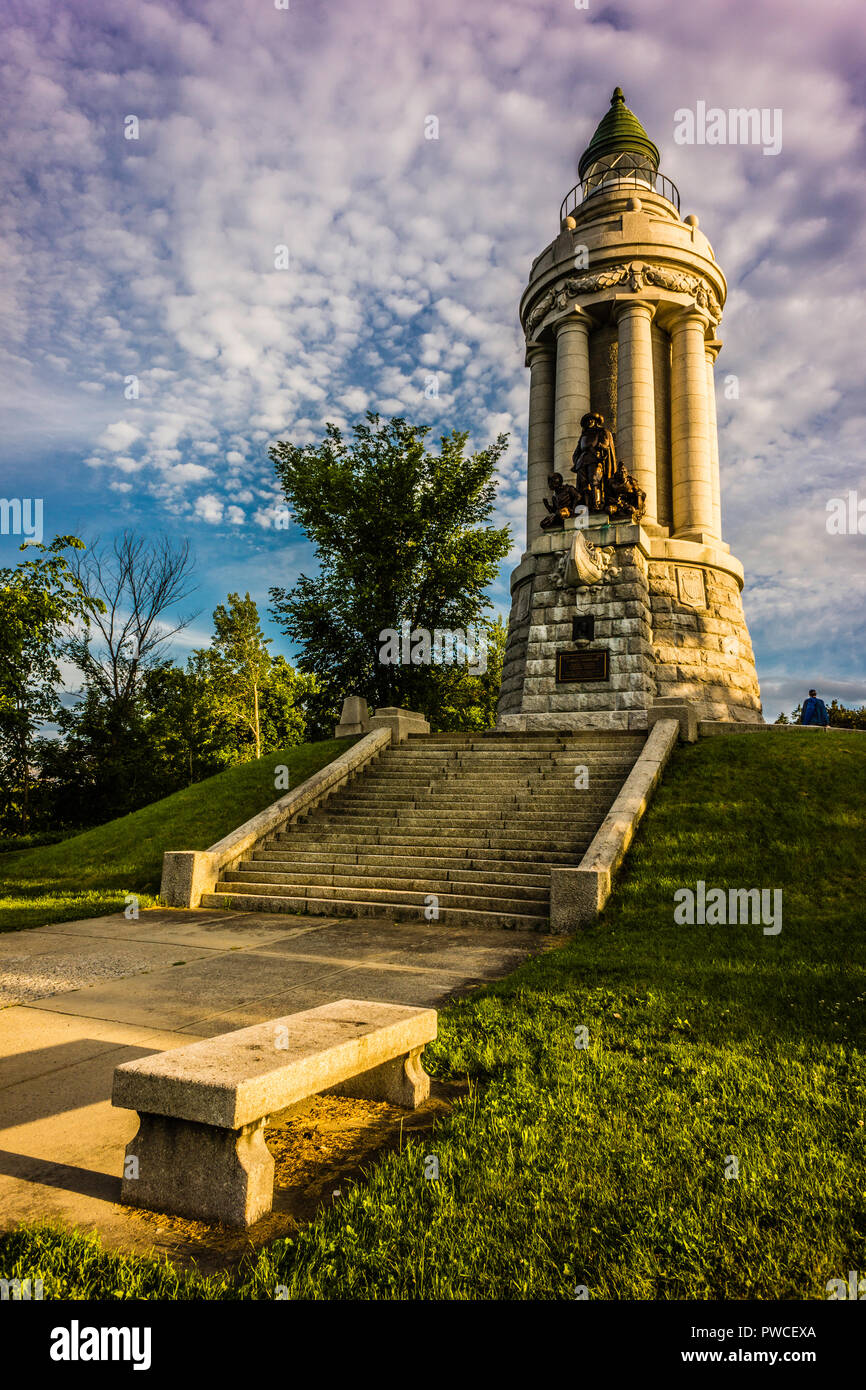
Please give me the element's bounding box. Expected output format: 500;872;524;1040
497;516;762;731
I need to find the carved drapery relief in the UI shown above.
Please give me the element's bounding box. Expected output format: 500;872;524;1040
555;529;615;588
525;260;722;335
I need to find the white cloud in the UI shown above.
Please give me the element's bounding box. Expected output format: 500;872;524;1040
194;493;224;524
338;387;368;413
98;420;140;453
2;0;864;700
163;462;213;484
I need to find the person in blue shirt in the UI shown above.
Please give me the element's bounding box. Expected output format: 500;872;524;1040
800;689;830;728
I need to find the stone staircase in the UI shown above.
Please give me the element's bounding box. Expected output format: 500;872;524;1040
200;730;646;929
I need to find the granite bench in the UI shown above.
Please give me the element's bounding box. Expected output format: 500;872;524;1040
111;998;437;1227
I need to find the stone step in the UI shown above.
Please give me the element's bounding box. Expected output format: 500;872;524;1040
266;830;588;850
334;783;620;796
228;868;548;903
399;740;641;746
313;794;612;810
349;763;632;775
315;787;617;802
323;800;608;811
333;787;622;802
276;820;595;839
263;844;582;866
359;775;631;783
285;812;599;833
393;733;643;742
316;784;613;797
365;753;638;763
214;878;547;916
347;764;632;776
403;759;626;769
380;754;640;766
339;783;631;795
335;777;628;793
380;748;641;761
372;745;639;756
200;890;546;930
318;793;613;806
404;734;644;746
298;825;599;844
248;854;551;885
303;811;608;830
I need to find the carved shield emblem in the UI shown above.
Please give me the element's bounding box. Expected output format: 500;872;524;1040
677;566;706;608
514;580;532;622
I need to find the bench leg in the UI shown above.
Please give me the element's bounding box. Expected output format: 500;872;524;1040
120;1112;275;1228
328;1045;430;1109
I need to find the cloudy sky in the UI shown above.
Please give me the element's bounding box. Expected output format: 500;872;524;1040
1;0;864;719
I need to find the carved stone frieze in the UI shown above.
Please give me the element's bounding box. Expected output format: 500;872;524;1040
525;260;722;334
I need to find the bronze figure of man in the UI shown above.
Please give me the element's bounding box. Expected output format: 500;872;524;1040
541;472;581;528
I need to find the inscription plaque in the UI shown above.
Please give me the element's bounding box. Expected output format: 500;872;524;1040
556;648;609;683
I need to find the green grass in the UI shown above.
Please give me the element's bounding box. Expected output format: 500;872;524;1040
0;738;356;933
1;732;864;1298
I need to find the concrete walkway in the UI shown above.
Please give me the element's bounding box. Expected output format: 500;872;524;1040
0;908;543;1268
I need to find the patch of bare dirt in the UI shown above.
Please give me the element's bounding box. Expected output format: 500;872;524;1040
122;1077;467;1274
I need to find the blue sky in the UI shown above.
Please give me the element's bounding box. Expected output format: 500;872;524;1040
1;0;865;719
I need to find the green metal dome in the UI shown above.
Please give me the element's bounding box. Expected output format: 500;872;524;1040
578;87;660;181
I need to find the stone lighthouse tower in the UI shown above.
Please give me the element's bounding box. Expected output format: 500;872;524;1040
497;88;763;730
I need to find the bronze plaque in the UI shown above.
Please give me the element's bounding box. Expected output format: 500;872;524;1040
556;648;609;683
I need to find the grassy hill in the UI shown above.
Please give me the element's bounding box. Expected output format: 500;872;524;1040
1;731;864;1299
0;737;356;933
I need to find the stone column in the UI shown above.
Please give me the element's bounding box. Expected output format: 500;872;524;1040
705;341;722;540
670;308;714;538
525;340;556;541
652;323;673;529
615;301;657;522
553;313;591;482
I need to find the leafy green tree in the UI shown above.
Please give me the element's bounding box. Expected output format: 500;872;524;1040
35;681;155;827
827;699;866;730
140;664;229;786
416;614;507;732
0;538;99;831
191;595;311;758
193;592;272;760
268;413;511;726
38;656;248;828
258;655;314;750
41;596;314;829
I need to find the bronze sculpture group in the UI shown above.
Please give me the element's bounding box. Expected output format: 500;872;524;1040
541;411;646;529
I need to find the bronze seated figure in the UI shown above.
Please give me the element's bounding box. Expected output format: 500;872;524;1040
607;460;646;522
540;472;581;528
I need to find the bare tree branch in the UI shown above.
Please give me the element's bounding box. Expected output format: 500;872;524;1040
65;531;198;717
